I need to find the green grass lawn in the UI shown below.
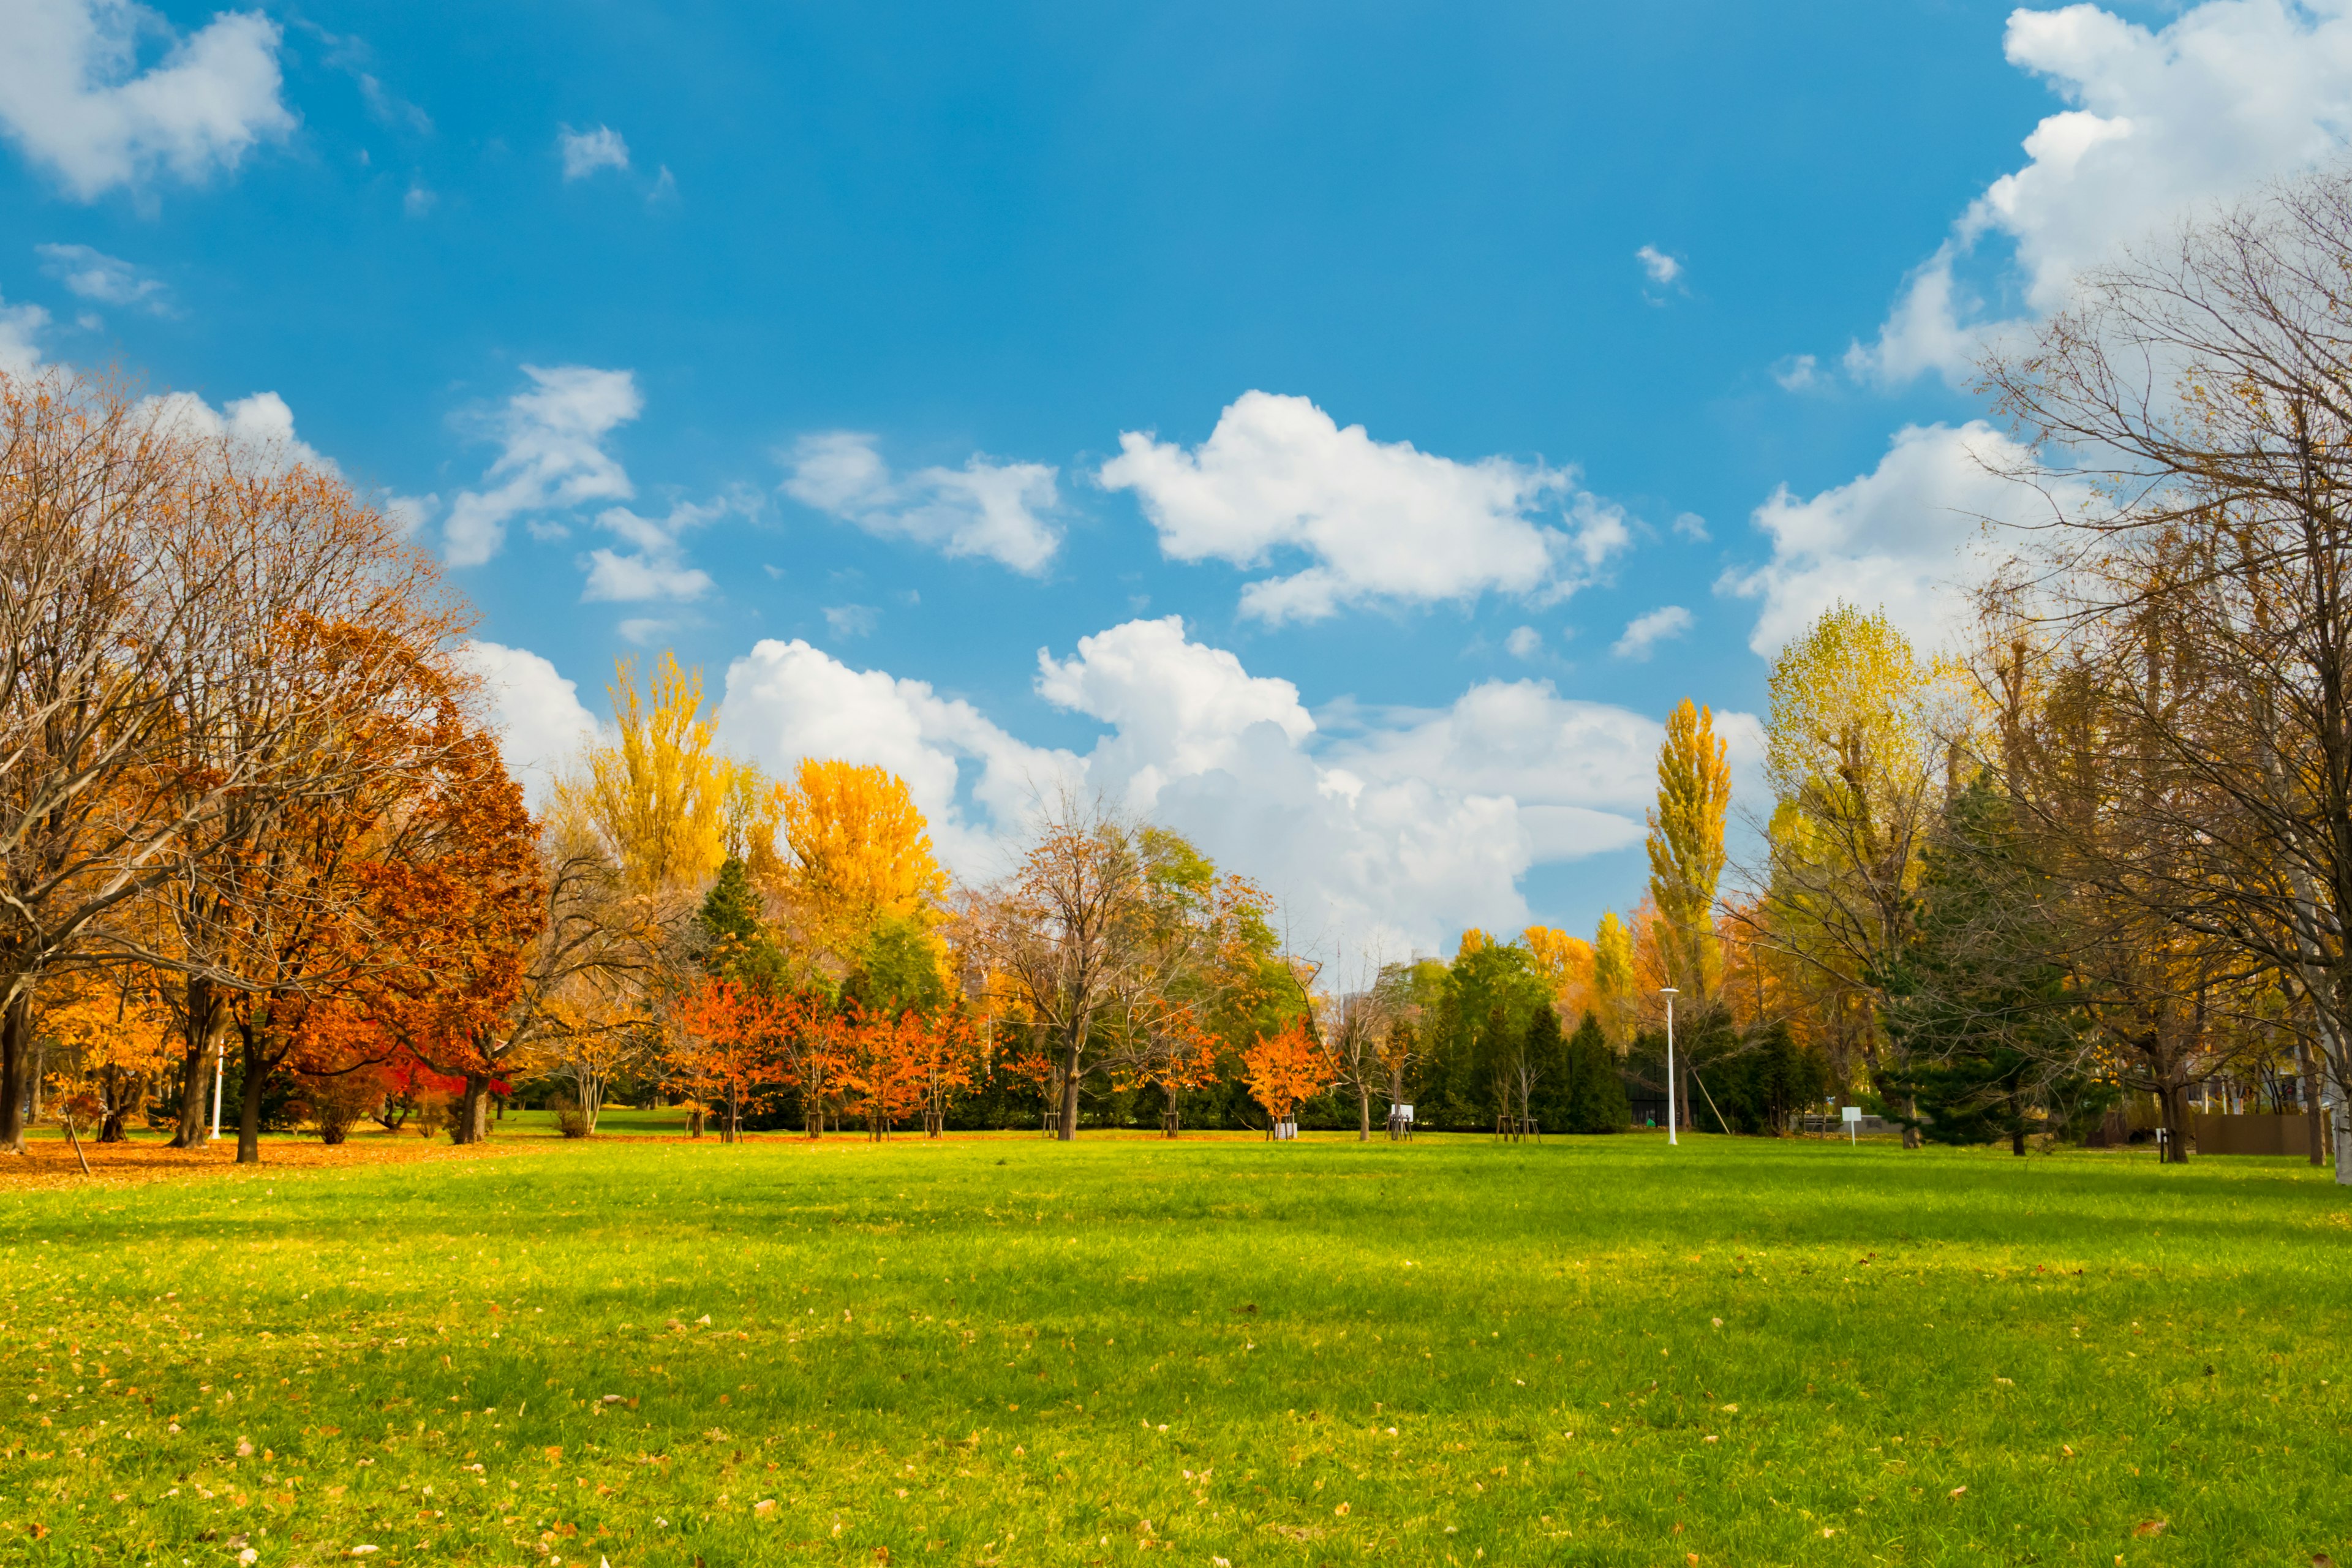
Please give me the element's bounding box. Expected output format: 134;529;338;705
2;1131;2346;1567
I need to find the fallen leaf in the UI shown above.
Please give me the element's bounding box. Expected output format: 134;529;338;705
2133;1521;2168;1538
1950;1487;1968;1498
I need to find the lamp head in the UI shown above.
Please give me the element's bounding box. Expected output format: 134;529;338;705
1658;987;1679;997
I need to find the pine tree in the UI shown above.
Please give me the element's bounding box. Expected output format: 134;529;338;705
697;855;783;991
1521;1002;1568;1133
1879;775;2096;1154
1559;1011;1630;1133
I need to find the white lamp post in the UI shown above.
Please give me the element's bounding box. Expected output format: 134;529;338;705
209;1037;224;1143
1660;987;1679;1147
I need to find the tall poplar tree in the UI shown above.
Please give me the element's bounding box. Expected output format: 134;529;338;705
1646;698;1733;999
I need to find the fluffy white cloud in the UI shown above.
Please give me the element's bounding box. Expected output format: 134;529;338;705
0;291;49;377
1504;625;1543;660
1722;421;2051;654
36;241;167;311
716;615;1700;957
579;498;720;603
143;387;331;472
1099;391;1629;622
559;124;630;179
453;639;600;810
781;431;1061;574
444;366;641;568
1851;0;2352;385
1611;605;1693;661
0;0;295;200
1637;244;1684;286
717;637;1082;878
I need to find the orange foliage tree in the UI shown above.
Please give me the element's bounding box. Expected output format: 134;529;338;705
1242;1020;1329;1139
670;978;783;1143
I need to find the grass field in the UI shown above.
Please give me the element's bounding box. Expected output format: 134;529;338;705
1;1129;2347;1567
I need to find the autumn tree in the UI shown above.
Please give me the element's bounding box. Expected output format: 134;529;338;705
1590;911;1638;1052
1242;1019;1327;1136
1646;698;1733;1000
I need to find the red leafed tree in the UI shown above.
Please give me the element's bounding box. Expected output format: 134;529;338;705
835;1003;926;1140
1243;1020;1328;1139
903;1008;982;1137
671;978;782;1143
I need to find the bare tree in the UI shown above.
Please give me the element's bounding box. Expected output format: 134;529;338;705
1981;168;2352;1179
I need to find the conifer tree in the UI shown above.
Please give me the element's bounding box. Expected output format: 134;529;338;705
1559;1011;1631;1133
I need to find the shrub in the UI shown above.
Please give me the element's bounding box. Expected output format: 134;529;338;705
554;1107;592;1139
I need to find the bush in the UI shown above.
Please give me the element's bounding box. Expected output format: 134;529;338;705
412;1087;451;1139
554;1107;592;1139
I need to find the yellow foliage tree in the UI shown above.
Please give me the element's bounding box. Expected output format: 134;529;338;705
1592;909;1637;1051
781;760;951;984
556;653;782;896
1523;925;1596;1017
1645;698;1733;998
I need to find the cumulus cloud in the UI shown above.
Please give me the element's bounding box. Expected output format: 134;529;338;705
559;124;630;179
0;0;296;200
1722;421;2058;654
1099;391;1630;623
1851;0;2352;385
1504;625;1542;660
781;431;1061;574
443;365;641;568
452;639;600;810
142;388;332;472
579;498;720;604
36;241;167;311
1637;244;1684;288
717;637;1082;878
0;291;50;377
716;614;1706;956
1611;605;1694;661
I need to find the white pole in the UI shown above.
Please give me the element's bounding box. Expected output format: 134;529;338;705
1661;987;1679;1148
209;1038;224;1143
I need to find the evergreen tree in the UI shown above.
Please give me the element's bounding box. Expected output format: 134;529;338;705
1559;1011;1630;1133
1879;775;2096;1154
1522;1002;1569;1132
696;854;783;991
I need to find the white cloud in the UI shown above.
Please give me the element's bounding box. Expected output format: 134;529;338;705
1771;353;1820;392
823;604;877;638
443;365;641;568
36;241;167;311
0;0;296;200
579;498;719;604
0;291;50;377
1722;421;2056;654
1852;0;2352;385
142;387;331;472
1099;391;1630;623
1637;244;1684;285
403;179;435;218
558;124;630;180
717;638;1082;878
781;431;1061;574
1504;625;1542;660
717;614;1705;956
1611;605;1694;661
452;639;600;812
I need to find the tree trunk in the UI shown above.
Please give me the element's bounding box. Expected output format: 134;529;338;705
0;987;30;1155
169;978;224;1148
2297;1034;2328;1167
1357;1084;1371;1142
2156;1082;2191;1163
2011;1126;2027;1158
453;1074;492;1144
1056;1019;1085;1142
236;1024;267;1166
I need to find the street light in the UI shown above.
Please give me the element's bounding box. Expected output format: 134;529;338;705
1659;987;1679;1147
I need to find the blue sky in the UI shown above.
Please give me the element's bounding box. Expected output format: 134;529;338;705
3;0;2339;959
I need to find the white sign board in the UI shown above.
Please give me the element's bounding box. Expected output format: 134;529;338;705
1841;1105;1863;1123
1395;1104;1415;1122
